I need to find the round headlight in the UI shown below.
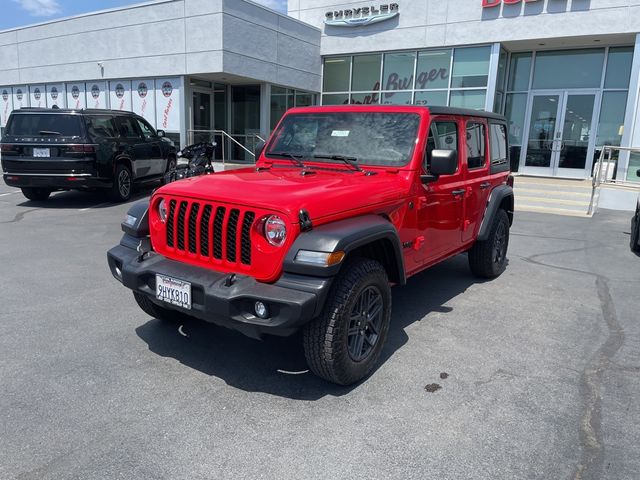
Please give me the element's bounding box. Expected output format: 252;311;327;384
264;215;286;247
158;199;167;223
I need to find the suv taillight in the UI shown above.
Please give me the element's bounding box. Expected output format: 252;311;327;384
68;144;96;153
0;144;16;153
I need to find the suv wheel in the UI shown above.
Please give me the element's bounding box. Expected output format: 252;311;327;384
468;208;510;278
109;164;132;202
21;187;51;201
303;258;392;385
166;156;177;173
133;292;189;323
631;208;640;253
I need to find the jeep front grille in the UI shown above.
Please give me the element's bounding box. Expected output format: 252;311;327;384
165;199;255;266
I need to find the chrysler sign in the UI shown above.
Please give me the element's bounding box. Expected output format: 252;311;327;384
325;3;399;27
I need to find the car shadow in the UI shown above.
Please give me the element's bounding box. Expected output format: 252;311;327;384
135;255;481;400
15;184;157;210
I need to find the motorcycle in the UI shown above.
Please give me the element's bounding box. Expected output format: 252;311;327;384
163;141;216;184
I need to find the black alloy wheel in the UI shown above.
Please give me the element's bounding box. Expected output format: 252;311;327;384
347;285;385;362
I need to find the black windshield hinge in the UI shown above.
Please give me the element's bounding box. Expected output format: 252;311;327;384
299;209;313;232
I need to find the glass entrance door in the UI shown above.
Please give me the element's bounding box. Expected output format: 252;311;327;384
192;91;212;144
520;91;599;178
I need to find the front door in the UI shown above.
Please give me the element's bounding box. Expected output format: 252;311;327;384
520;91;599;178
192;90;213;144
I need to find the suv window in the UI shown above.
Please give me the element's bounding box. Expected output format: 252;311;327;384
136;118;156;139
489;123;508;167
85;116;117;139
6;114;82;137
466;122;486;170
425;121;458;172
116;117;142;139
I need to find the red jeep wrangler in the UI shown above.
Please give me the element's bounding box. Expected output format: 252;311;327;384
108;105;514;385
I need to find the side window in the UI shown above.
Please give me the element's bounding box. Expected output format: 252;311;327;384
136;119;156;139
85;116;116;139
466;122;486;170
489;123;508;167
117;117;142;139
424;121;458;172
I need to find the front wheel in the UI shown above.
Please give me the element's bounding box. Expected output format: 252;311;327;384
303;258;392;385
133;292;190;323
21;187;51;201
468;208;510;278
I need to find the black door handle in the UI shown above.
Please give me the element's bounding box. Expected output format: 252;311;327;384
480;182;491;189
452;189;465;196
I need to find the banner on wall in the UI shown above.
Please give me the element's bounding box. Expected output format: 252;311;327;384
30;85;46;108
155;77;181;132
46;84;66;108
109;80;132;112
131;79;156;127
67;83;86;110
86;81;107;109
1;87;13;128
12;86;29;110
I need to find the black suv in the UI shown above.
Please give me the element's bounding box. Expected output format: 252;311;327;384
1;108;177;202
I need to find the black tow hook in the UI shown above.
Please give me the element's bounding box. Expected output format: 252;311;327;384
224;274;237;287
136;238;152;262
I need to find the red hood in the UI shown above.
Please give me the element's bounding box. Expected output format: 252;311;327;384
156;166;412;223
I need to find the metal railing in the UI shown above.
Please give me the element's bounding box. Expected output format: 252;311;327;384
588;146;640;215
187;130;265;164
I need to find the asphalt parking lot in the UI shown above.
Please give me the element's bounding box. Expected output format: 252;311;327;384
1;183;639;480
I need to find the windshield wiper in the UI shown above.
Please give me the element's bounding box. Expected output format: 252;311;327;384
266;151;306;168
312;154;362;172
39;130;62;136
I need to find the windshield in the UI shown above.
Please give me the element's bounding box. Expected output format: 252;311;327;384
5;114;83;137
266;112;421;167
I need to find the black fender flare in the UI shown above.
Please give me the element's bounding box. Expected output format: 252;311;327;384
121;200;150;238
283;215;406;284
477;185;514;241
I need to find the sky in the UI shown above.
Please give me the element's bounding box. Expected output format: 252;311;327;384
0;0;288;31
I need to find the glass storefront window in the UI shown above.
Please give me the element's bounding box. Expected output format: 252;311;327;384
450;90;486;110
496;49;508;93
451;46;491;88
323;57;350;92
414;90;447;107
352;54;382;92
532;49;605;89
416;49;451;89
383;52;415;91
322;93;349;105
350;92;380;104
270;94;287;130
627;153;640;182
507;52;532;91
604;47;634;89
295;93;313;107
504;93;527;146
596;91;628;147
381;91;412;105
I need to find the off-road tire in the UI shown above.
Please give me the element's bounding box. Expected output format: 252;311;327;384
133;292;189;323
108;163;132;202
21;187;51;201
631;209;640;253
469;208;510;278
303;258;392;385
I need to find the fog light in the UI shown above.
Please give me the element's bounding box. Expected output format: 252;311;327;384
254;301;269;319
114;264;122;278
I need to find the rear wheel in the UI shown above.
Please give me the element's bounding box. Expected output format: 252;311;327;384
303;258;392;385
133;292;189;323
21;187;51;201
108;164;132;202
469;208;510;278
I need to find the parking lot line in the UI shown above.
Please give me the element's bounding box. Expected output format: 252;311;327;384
78;202;112;212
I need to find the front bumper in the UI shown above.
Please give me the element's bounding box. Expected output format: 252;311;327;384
3;173;112;190
107;236;332;337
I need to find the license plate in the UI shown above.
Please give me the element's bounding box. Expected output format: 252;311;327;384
33;148;50;158
156;274;191;310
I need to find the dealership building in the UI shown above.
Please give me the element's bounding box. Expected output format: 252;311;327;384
1;0;640;184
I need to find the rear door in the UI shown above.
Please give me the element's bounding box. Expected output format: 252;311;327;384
462;119;491;244
418;116;465;265
115;116;149;178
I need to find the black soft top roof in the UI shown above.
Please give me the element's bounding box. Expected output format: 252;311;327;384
426;106;507;122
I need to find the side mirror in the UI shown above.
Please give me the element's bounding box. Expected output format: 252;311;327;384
156;129;165;138
254;140;266;160
429;149;458;177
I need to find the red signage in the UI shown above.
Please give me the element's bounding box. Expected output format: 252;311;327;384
482;0;540;7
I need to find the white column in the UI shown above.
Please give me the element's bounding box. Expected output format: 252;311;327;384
618;34;640;180
485;43;502;112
